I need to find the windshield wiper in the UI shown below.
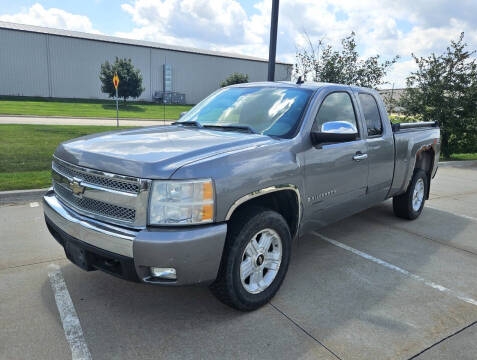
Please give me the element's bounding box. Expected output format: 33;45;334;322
203;124;257;134
173;121;203;128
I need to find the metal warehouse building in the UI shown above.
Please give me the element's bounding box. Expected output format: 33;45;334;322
0;21;292;104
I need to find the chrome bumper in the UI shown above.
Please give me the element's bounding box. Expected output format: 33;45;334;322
43;190;136;257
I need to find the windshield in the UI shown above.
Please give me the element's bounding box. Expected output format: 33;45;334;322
178;86;313;137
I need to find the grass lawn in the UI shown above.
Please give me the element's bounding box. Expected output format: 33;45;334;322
0;124;135;191
442;153;477;161
0;96;193;120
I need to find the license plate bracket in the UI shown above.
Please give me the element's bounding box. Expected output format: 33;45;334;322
64;241;94;271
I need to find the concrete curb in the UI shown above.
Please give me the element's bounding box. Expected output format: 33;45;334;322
438;160;477;167
0;188;49;205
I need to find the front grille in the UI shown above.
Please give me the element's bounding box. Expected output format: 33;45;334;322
51;157;150;227
54;182;136;222
53;159;139;194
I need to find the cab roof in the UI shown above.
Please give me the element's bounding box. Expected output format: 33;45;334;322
228;81;377;94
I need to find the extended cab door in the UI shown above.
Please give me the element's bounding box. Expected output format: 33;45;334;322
355;91;395;203
302;89;369;229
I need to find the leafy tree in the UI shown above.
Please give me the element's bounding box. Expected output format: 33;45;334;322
220;72;249;87
100;57;144;102
295;32;399;88
399;33;477;157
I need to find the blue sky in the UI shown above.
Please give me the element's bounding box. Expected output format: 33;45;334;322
1;0;476;88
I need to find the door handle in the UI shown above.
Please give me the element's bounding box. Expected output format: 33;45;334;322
353;152;368;161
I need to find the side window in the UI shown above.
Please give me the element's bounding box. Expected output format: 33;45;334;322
358;93;383;136
313;92;358;133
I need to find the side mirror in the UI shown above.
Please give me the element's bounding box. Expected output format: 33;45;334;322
179;111;188;118
311;121;358;145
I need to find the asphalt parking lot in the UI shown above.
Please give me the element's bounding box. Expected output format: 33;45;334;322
1;162;476;360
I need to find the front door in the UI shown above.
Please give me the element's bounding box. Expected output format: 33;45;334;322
303;91;369;229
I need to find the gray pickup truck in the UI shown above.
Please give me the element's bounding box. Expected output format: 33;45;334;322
43;82;440;310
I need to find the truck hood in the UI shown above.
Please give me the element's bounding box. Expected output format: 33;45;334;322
54;125;274;178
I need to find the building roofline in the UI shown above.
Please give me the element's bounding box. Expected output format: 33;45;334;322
0;21;292;66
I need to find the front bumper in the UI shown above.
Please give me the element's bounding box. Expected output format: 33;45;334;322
43;190;227;285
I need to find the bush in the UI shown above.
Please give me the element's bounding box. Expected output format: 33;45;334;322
220;73;249;87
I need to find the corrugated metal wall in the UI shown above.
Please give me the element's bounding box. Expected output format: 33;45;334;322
0;28;291;104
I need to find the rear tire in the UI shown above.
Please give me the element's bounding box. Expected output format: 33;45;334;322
393;169;428;220
210;206;291;311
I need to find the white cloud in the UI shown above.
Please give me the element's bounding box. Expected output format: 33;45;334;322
116;0;248;48
0;3;100;34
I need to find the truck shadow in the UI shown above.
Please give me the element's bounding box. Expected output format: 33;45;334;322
40;201;477;359
101;104;146;112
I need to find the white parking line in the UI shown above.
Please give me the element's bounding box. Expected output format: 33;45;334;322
30;202;39;207
48;264;92;360
313;232;477;307
426;205;477;222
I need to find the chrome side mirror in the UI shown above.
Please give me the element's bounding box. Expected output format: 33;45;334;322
311;121;358;145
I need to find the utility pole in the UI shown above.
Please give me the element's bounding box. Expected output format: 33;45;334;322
267;0;279;81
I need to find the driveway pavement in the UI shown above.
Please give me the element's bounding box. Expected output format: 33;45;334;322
0;115;173;126
1;163;476;359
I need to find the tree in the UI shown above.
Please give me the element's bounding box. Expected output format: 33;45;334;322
100;57;144;102
220;72;249;87
295;32;399;88
399;33;477;158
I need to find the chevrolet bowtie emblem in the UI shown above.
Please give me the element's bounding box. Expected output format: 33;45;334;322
69;178;85;197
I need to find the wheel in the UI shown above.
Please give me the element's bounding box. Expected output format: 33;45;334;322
210;207;291;311
393;169;428;220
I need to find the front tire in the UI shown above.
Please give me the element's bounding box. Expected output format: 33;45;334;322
210;207;291;311
393;169;428;220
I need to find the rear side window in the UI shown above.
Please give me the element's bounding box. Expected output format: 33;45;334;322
359;93;383;136
313;92;358;131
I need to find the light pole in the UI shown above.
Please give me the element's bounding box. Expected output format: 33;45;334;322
267;0;279;81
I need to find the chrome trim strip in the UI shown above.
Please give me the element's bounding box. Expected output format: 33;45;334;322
43;191;136;257
225;184;302;229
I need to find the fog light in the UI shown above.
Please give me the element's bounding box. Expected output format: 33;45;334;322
150;267;176;280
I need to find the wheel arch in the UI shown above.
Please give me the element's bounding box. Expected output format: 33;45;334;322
225;185;301;239
414;146;435;199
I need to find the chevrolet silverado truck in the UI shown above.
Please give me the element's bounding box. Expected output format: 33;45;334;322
43;82;440;311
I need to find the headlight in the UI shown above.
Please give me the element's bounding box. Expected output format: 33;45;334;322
149;179;214;225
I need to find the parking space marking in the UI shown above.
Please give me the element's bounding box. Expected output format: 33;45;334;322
313;232;477;307
426;205;477;222
29;202;39;207
48;264;92;360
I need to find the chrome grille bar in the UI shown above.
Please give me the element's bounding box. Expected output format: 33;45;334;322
54;182;136;222
53;157;140;194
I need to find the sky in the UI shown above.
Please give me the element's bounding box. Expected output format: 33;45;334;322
1;0;476;88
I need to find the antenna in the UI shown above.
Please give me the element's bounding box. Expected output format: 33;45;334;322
296;76;304;85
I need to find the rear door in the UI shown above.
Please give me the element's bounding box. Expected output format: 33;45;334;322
303;89;369;228
355;91;395;202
